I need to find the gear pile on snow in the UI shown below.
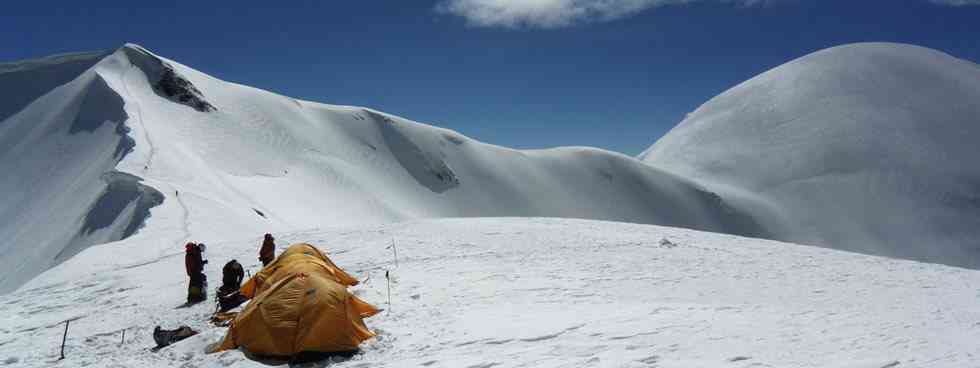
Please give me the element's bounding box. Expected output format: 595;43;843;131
208;243;379;358
152;325;198;350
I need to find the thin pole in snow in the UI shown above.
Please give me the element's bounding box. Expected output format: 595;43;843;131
391;237;398;268
385;270;391;314
120;329;126;345
59;319;70;360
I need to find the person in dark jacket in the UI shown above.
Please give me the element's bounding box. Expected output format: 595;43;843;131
259;233;276;266
221;259;244;290
185;242;207;304
216;259;247;312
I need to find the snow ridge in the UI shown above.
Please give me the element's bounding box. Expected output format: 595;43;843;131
0;52;166;293
0;49;109;123
0;44;767;293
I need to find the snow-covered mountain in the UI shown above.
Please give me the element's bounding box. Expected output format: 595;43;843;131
642;43;980;269
4;42;980;368
0;44;765;293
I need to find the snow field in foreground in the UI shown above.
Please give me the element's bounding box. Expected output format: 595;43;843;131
1;218;977;368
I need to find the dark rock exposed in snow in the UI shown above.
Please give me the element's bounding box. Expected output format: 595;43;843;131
153;63;215;112
121;44;215;112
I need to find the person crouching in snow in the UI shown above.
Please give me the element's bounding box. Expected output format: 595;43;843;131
185;242;207;303
216;259;247;312
259;233;276;266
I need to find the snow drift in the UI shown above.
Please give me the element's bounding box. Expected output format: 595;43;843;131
642;43;980;268
0;44;765;293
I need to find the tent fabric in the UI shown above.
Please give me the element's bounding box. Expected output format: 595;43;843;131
240;243;359;299
210;243;379;356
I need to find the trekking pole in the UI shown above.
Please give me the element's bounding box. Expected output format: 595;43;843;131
59;319;70;360
385;270;391;314
120;329;126;345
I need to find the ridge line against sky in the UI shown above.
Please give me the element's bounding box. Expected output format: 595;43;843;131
435;0;980;29
2;1;980;155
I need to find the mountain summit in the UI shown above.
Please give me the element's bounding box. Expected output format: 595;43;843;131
642;42;980;268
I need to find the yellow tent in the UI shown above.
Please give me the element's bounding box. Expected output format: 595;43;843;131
210;243;379;357
240;243;359;299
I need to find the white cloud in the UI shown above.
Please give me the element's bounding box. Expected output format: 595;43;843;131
433;0;773;29
929;0;980;5
435;0;978;29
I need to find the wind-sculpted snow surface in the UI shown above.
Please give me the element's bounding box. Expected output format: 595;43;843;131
374;110;460;193
642;43;980;268
0;44;766;293
2;219;978;367
0;56;162;293
0;50;109;123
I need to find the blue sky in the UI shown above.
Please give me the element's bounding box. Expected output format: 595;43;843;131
3;0;979;155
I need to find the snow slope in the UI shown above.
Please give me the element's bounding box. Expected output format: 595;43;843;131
0;44;765;293
642;43;980;269
0;51;162;291
2;218;977;367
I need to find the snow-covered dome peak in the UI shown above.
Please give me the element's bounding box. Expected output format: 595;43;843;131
643;42;980;268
